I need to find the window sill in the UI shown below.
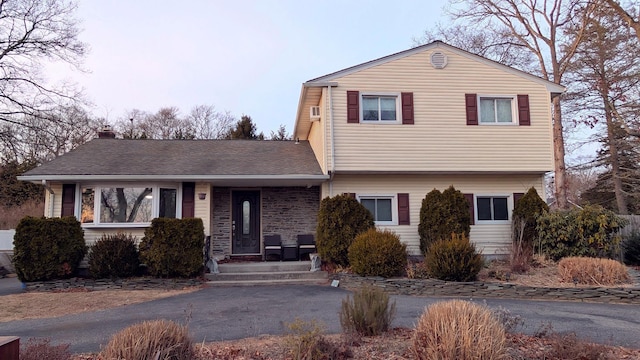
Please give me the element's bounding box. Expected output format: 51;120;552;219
475;220;510;225
81;223;151;229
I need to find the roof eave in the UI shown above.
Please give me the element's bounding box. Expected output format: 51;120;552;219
18;174;330;182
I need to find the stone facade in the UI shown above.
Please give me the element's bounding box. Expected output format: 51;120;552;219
210;186;320;256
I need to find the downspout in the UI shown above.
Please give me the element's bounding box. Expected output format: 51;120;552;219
42;180;55;218
328;85;335;196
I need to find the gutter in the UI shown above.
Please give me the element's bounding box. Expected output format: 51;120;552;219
41;180;55;218
328;84;336;197
18;174;330;182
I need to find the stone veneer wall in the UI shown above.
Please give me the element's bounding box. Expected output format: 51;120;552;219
211;187;231;255
261;187;320;246
210;186;320;256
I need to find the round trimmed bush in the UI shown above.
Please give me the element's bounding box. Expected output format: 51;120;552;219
348;228;407;277
89;233;140;279
413;300;506;360
424;233;482;281
316;194;375;267
100;320;194;360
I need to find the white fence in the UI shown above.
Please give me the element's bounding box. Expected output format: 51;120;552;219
618;215;640;238
0;230;14;251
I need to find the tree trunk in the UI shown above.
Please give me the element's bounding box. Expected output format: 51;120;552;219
552;96;568;209
603;92;629;215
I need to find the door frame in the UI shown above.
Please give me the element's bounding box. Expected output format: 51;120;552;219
231;190;261;255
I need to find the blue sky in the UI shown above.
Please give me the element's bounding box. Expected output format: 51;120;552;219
51;0;449;134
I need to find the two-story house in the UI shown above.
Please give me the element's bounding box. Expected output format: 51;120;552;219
19;41;563;259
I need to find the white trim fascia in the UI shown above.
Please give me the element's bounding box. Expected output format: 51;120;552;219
294;82;338;140
330;170;549;176
304;41;565;95
18;174;331;182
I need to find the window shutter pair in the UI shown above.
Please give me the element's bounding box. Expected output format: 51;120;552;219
346;91;414;124
343;192;411;225
464;94;530;126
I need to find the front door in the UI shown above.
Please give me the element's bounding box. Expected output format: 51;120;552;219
232;191;261;254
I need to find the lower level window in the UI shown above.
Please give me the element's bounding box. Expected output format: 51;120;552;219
359;196;394;224
81;185;179;225
477;196;509;221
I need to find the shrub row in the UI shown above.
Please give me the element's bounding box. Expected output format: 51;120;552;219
12;216;204;281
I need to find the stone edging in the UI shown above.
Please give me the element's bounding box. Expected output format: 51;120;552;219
23;277;204;292
331;273;640;304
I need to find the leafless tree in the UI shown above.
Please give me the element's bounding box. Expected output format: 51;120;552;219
186;105;235;139
0;0;86;128
0;105;98;163
447;0;597;209
602;0;640;41
269;124;290;141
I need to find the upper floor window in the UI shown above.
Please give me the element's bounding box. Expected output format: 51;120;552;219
476;196;509;222
362;95;398;122
358;195;396;225
479;97;515;124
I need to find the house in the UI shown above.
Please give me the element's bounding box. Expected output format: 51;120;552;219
19;41;563;258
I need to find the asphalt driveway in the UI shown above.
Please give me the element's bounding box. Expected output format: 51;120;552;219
1;281;639;353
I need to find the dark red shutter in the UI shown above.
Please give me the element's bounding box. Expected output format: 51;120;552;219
398;193;410;225
465;94;478;125
401;92;414;125
343;193;356;199
347;91;359;123
182;182;195;218
61;184;76;217
513;193;524;207
463;193;475;225
517;94;530;126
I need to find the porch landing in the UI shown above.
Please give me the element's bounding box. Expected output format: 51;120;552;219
205;261;328;286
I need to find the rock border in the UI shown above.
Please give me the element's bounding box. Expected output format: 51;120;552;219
331;273;640;304
23;277;204;292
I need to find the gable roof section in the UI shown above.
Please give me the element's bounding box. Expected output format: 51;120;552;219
306;41;565;93
19;139;327;183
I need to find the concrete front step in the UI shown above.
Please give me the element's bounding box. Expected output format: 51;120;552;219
206;261;327;286
217;261;312;273
206;270;327;282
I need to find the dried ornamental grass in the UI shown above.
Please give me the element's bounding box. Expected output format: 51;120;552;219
558;257;630;286
100;320;194;360
413;300;507;360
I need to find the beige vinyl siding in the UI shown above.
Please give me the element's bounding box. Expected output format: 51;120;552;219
329;173;544;256
327;49;554;173
48;183;63;217
194;182;211;236
83;228;146;246
307;88;327;173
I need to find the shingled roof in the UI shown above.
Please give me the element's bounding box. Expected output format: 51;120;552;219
20;139;327;184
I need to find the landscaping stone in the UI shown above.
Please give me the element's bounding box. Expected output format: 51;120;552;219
330;273;640;304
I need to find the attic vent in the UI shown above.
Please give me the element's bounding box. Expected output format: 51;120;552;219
430;52;448;69
310;106;321;120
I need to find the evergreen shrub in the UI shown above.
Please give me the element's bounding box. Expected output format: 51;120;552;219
139;218;204;277
316;194;375;267
536;205;627;260
424;233;482;281
89;232;140;279
622;232;640;266
348;228;407;278
418;186;470;254
13;216;86;282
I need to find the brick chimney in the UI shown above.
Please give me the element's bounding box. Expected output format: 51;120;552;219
97;125;116;139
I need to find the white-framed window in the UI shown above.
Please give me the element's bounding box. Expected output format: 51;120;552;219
475;195;510;223
478;96;516;124
78;184;182;227
361;93;401;123
358;195;397;225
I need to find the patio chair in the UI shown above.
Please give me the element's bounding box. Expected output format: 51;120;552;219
264;234;282;261
297;234;316;261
